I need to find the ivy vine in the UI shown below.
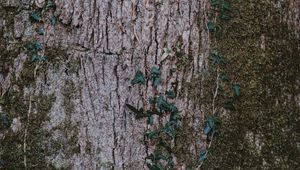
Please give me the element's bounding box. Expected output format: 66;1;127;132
128;66;181;170
24;0;58;62
196;0;241;168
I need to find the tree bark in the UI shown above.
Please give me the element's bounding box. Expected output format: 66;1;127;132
0;0;210;169
0;0;299;170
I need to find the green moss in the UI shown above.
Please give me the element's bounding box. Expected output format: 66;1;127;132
173;116;198;168
187;0;300;169
17;60;36;87
0;93;56;169
44;46;68;64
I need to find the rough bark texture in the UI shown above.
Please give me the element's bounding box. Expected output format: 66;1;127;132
0;0;299;170
0;0;210;169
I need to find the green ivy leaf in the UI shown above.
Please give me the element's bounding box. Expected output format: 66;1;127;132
32;42;43;51
233;84;241;96
30;11;42;22
0;112;9;128
220;73;230;81
204;126;212;135
199;150;207;162
151;66;161;75
221;1;231;11
204;116;221;135
131;70;146;85
126;104;148;119
31;55;47;62
211;50;223;65
210;0;220;6
220;12;231;20
147;115;154;125
156;95;166;112
162;122;176;139
146;131;159;139
169;112;181;122
151;67;161;87
45;1;56;10
24;43;33;50
146;153;168;162
149;97;157;105
166;90;176;99
160;48;174;63
156;96;178;113
50;16;57;25
0;159;5;167
158;139;172;153
207;21;216;31
36;27;45;35
147;163;163;170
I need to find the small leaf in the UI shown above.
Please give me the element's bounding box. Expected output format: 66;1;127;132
147;163;163;170
168;104;178;114
169;112;181;122
149;97;157;105
210;0;220;6
166;90;176;99
220;11;231;20
146;131;159;139
31;55;47;62
146;110;163;116
0;159;5;167
24;43;33;50
151;67;161;87
233;84;241;96
45;1;56;10
220;73;230;81
0;112;9;128
153;77;161;87
204;126;212;135
131;70;146;85
204;116;221;135
50;16;57;25
156;96;169;112
207;21;217;32
162;122;176;139
30;11;42;22
221;1;231;11
32;42;43;51
126;104;148;119
146;153;168;162
147;115;154;125
151;67;161;75
158;139;172;153
199;150;207;162
167;156;175;168
36;27;45;35
160;48;174;63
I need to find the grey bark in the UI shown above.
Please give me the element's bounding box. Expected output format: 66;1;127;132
1;0;299;170
0;0;210;169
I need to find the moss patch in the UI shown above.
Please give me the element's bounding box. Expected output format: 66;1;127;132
187;0;300;169
0;93;56;169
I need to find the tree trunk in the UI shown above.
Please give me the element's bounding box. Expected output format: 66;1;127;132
0;0;299;170
0;0;210;169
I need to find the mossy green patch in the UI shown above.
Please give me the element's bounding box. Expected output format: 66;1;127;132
173;116;198;168
187;0;300;169
0;93;56;169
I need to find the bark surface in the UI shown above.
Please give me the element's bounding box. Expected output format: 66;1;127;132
0;0;210;169
0;0;299;170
